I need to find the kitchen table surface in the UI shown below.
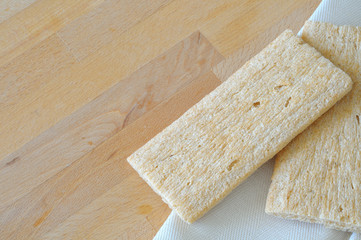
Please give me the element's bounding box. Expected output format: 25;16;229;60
0;0;321;239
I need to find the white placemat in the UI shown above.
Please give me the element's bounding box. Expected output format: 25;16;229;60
154;0;361;239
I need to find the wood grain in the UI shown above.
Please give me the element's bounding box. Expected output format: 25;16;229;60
43;175;159;240
0;0;321;238
0;0;37;23
0;0;104;66
212;0;320;81
1;31;223;164
57;0;173;61
0;0;317;159
0;31;222;211
0;72;221;239
0;34;77;160
201;0;320;57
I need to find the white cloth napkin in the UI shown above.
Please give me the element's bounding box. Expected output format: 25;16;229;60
154;1;361;239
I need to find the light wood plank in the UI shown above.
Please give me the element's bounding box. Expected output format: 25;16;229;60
57;0;173;61
0;0;319;162
0;34;76;105
0;1;323;238
0;31;222;161
0;0;104;66
43;175;159;240
0;72;221;239
0;31;222;211
212;0;320;81
0;0;264;161
0;0;37;24
0;34;77;161
202;0;320;57
0;111;122;213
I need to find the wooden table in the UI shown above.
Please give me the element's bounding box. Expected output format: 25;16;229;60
0;0;321;239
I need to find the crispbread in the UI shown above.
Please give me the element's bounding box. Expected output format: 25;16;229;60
266;21;361;232
127;30;352;223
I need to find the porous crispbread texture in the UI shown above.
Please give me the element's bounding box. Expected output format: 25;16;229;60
128;29;353;223
266;21;361;232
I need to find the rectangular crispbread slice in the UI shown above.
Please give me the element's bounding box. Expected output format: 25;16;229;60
266;21;361;232
127;29;352;223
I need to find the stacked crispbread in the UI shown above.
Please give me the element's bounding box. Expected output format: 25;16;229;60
127;29;353;223
266;21;361;233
